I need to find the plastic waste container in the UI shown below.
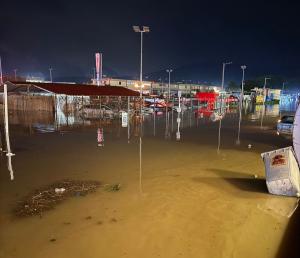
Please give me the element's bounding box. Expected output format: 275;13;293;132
261;146;300;197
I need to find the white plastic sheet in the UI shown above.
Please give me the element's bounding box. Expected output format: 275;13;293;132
261;146;300;196
293;104;300;165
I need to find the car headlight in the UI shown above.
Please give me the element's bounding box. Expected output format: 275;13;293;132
277;119;281;123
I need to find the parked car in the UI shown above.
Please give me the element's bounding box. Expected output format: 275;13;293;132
277;115;294;135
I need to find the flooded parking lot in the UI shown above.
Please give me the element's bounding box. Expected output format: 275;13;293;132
0;103;298;258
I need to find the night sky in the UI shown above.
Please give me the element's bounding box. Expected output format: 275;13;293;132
1;0;300;87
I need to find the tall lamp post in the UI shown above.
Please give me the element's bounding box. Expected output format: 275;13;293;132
166;69;173;100
241;65;246;104
221;61;232;90
133;25;150;99
133;25;150;194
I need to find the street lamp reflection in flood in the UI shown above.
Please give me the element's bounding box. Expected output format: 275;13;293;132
236;65;246;145
176;91;182;141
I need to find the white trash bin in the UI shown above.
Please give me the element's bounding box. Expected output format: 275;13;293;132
261;146;300;197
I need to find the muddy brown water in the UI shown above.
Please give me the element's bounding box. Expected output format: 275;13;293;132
0;104;298;258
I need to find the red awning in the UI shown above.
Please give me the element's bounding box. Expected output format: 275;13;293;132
3;81;139;97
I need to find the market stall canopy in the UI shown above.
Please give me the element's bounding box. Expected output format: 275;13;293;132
1;81;140;97
293;104;300;164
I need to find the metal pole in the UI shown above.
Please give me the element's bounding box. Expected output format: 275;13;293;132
3;84;15;180
221;63;225;90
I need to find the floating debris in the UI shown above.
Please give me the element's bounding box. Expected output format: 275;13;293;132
104;183;121;192
14;179;101;217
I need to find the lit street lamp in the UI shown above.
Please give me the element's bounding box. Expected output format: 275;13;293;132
133;25;150;98
133;25;150;194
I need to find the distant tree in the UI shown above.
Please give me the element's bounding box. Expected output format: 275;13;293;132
243;80;260;92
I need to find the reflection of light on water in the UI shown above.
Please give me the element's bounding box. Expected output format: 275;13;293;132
7;153;15;180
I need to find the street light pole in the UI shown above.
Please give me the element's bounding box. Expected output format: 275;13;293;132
166;69;173;101
49;67;53;82
133;25;150;99
241;65;246;104
221;61;232;90
133;25;150;194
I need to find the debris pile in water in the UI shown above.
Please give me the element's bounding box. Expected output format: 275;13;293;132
15;179;101;217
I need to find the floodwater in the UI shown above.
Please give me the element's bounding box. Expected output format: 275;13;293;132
0;102;298;258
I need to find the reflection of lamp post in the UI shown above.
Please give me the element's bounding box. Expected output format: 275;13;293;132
236;65;246;145
176;91;182;141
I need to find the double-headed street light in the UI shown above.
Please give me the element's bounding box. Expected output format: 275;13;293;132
133;25;150;98
166;69;173;100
